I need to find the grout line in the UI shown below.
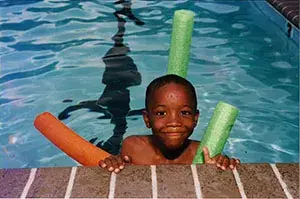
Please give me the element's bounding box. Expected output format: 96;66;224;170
20;168;37;199
287;10;294;16
292;15;299;21
190;165;202;199
232;168;247;199
151;165;158;199
282;6;288;12
64;167;77;199
278;2;284;7
270;164;293;199
108;172;117;199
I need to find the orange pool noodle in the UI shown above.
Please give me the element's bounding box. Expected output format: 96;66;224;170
34;112;111;166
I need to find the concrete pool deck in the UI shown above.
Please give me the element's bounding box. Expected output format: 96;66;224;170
0;163;298;198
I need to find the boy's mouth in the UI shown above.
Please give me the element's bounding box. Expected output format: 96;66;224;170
163;127;184;133
162;130;184;137
159;127;187;139
165;133;182;138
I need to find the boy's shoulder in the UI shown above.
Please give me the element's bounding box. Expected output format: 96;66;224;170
123;135;151;143
121;135;154;161
122;135;152;151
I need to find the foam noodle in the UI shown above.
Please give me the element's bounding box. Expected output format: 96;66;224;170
193;101;239;164
167;10;195;78
34;112;110;166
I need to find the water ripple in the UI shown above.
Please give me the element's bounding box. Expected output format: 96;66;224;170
0;98;19;105
26;2;82;14
195;2;240;14
0;19;51;31
0;61;58;84
0;36;15;42
54;16;107;27
9;38;101;52
33;54;55;60
0;0;42;7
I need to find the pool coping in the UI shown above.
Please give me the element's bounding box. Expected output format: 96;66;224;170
266;0;299;28
252;0;299;46
0;163;299;198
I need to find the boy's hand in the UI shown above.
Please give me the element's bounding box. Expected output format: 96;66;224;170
203;147;240;170
99;155;131;173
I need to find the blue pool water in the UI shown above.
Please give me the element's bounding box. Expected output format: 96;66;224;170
0;0;299;168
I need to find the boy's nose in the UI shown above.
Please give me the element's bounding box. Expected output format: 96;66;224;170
166;113;182;127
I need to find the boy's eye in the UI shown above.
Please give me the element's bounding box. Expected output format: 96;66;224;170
181;110;192;116
155;111;166;116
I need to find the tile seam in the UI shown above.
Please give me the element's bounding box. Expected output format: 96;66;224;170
282;6;288;12
20;168;37;199
232;168;247;199
292;15;299;21
64;167;77;199
151;165;158;199
270;164;293;199
278;2;284;7
287;10;294;16
108;172;117;199
190;165;202;199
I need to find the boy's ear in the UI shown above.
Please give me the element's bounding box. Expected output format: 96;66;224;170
142;109;151;128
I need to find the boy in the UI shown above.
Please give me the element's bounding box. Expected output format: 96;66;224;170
99;74;240;173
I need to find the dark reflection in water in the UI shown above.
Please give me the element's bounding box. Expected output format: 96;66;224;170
0;0;43;7
58;0;145;155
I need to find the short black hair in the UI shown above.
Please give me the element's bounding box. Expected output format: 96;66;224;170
145;74;197;111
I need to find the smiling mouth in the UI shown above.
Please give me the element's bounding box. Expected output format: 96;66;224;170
162;128;185;137
164;132;182;137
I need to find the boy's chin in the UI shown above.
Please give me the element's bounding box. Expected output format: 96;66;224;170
163;142;185;150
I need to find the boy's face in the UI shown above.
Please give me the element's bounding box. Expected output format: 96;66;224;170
143;83;199;149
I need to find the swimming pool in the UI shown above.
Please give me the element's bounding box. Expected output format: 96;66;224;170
0;0;298;168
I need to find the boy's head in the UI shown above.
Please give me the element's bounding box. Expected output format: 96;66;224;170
145;74;197;111
143;74;199;149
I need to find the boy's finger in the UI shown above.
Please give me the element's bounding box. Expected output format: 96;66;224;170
105;158;114;172
116;156;124;169
202;147;211;163
216;155;224;168
110;157;119;171
229;159;236;169
98;160;106;168
221;156;229;170
230;158;240;169
123;155;132;163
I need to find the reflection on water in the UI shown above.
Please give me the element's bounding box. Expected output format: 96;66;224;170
58;0;144;155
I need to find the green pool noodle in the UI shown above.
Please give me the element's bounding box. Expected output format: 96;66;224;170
193;101;239;164
167;10;195;78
